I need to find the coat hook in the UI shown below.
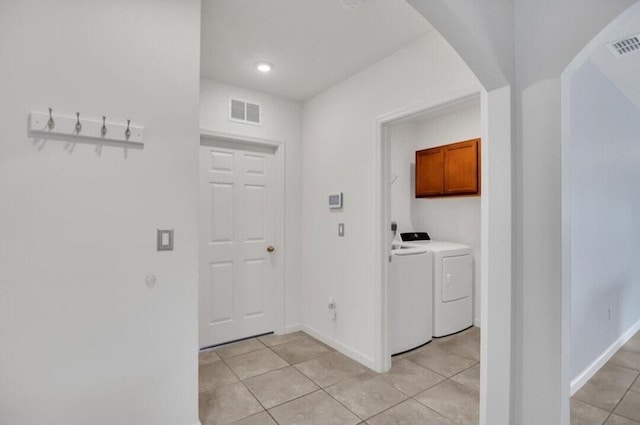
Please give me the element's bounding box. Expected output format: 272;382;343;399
47;107;55;130
101;116;107;136
75;112;82;133
125;119;131;139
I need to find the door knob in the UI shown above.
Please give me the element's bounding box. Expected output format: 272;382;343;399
267;245;275;253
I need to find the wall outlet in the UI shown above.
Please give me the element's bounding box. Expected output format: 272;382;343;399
608;306;612;321
328;298;337;320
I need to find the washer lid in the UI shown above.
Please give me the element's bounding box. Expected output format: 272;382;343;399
401;240;471;254
391;246;430;256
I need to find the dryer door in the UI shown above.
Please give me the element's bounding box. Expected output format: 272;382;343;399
441;255;473;302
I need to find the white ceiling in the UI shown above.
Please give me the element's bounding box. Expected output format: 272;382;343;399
200;0;432;101
590;6;640;108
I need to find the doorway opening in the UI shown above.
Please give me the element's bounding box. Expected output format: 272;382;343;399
562;2;640;423
376;89;482;411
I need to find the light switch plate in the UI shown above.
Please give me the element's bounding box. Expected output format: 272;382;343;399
329;192;343;209
157;229;174;251
338;223;345;237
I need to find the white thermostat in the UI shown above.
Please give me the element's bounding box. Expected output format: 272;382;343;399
329;193;343;209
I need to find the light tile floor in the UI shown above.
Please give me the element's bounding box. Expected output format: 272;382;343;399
199;327;480;425
571;330;640;425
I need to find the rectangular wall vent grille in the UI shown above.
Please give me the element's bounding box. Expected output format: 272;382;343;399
229;98;261;126
246;102;260;124
608;35;640;57
230;99;245;121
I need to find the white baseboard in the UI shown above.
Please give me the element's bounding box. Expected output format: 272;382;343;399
301;325;376;371
474;317;481;327
282;323;303;334
570;317;640;395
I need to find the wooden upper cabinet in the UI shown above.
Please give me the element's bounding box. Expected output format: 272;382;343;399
444;139;479;194
415;147;444;197
416;138;480;198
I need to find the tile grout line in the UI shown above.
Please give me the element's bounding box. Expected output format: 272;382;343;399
318;381;417;424
605;338;640;423
609;380;640;424
263;410;281;425
217;342;267;424
318;387;365;423
409;378;473;425
600;384;637;425
263;388;324;416
609;347;640;423
410;391;466;425
436;347;482;364
400;354;477;383
448;362;481;392
213;341;267;363
236;371;282;425
220;340;292;381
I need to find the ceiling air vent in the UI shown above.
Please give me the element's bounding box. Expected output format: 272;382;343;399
607;35;640;57
229;98;261;126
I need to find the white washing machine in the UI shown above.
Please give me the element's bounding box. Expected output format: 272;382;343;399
401;232;473;337
390;245;433;354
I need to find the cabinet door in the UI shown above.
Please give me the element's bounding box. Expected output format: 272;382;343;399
416;147;444;197
444;139;479;195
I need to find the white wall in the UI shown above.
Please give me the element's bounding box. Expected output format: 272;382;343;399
301;33;481;367
389;103;482;325
568;59;640;379
0;2;201;425
199;78;303;331
389;121;417;233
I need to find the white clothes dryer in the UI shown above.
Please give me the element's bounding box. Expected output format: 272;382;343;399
401;232;473;337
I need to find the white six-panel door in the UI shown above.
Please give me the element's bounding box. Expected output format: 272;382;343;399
199;140;277;348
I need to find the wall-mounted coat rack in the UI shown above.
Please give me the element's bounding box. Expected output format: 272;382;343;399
29;108;144;144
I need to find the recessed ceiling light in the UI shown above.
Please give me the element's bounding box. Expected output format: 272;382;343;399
256;62;273;73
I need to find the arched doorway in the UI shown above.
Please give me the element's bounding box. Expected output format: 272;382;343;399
562;2;640;423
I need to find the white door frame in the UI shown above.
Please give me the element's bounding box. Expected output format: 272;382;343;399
199;129;287;337
373;87;513;424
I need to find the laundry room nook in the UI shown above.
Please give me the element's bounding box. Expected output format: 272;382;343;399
388;94;482;337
